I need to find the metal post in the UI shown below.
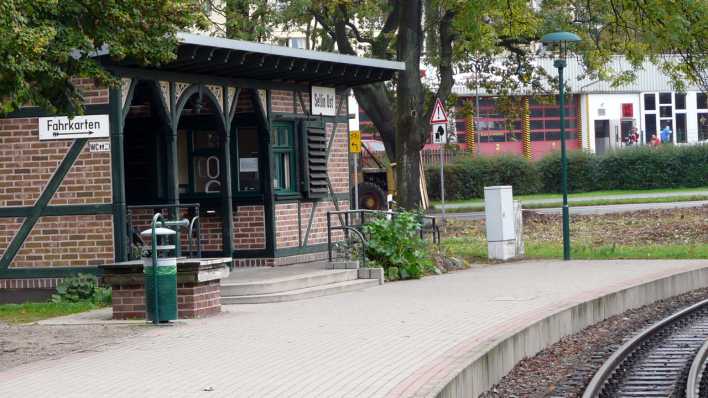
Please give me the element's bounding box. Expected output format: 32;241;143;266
439;143;445;225
555;59;571;260
150;213;162;325
353;152;359;210
327;212;332;262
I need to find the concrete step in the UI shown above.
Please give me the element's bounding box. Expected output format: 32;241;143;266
220;269;358;297
221;279;379;304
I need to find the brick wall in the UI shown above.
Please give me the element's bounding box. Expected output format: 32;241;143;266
0;113;114;271
71;78;109;105
271;90;295;113
10;214;114;267
111;280;221;319
275;203;299;249
234;205;265;250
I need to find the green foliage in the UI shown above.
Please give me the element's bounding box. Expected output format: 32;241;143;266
536;150;599;193
363;211;433;280
51;274;111;305
426;155;541;200
0;1;207;115
0;302;99;324
429;145;708;199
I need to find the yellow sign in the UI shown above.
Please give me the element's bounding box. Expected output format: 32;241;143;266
350;130;361;153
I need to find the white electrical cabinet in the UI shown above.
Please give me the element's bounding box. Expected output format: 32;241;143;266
484;185;521;260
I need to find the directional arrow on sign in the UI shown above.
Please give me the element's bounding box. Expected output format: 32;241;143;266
52;131;95;137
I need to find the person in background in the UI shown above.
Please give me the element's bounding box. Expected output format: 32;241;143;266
630;127;639;145
650;133;661;146
660;126;672;144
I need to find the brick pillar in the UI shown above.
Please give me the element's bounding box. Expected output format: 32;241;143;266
522;97;531;160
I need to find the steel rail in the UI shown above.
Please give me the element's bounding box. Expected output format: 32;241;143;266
686;338;708;398
583;298;708;398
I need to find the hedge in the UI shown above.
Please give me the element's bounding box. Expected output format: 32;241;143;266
426;144;708;200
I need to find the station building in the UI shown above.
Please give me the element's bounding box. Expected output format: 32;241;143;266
0;33;403;292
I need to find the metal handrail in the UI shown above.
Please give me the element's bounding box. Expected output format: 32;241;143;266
326;209;441;264
127;203;201;259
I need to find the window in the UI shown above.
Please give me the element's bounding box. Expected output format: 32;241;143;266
675;93;686;109
644;114;657;142
676;113;687;143
659;106;672;118
235;127;261;192
644;93;656;110
659;92;672;104
272;122;297;193
178;130;222;195
698;113;708;141
288;37;306;49
698;93;708;109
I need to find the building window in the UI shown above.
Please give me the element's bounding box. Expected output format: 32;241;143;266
698;93;708;109
676;113;687;143
659;92;672;104
698;113;708;141
288;37;306;49
272;122;297;193
675;93;686;110
178;130;222;195
659;106;672;118
644;93;656;110
235;127;261;192
644;114;657;143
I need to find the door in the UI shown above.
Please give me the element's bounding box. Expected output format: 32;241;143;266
594;120;610;154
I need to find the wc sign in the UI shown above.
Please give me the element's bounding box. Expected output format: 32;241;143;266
39;115;110;141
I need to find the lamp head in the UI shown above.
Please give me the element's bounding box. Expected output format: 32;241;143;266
541;31;581;59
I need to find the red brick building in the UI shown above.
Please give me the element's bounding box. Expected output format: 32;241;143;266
0;33;403;291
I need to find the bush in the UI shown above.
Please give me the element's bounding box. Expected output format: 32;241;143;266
426;155;541;200
426;144;708;200
52;273;111;305
536;150;599;193
363;211;433;280
594;145;708;190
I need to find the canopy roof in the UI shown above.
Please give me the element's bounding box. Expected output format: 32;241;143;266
99;32;404;87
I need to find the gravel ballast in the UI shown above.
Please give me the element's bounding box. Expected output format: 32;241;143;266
480;287;708;398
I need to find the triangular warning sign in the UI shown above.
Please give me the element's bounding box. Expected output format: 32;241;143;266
429;98;448;124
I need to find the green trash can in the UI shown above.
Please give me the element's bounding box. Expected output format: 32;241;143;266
141;227;178;323
142;256;178;322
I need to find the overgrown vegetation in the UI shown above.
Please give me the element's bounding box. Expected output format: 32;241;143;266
51;273;111;306
427;145;708;200
362;211;435;281
443;207;708;261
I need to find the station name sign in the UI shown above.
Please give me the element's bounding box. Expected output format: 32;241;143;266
38;115;110;141
311;86;336;116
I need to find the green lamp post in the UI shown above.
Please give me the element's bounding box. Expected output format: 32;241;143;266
541;31;581;261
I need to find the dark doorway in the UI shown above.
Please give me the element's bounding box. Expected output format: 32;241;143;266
124;81;169;205
594;120;610;154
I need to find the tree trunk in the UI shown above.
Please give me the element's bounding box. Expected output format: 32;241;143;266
394;0;426;209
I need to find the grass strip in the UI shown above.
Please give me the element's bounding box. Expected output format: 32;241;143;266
443;238;708;262
0;302;100;324
432;194;708;213
432;186;708;206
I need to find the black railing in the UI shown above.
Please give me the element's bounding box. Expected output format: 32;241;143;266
126;203;201;260
326;209;441;265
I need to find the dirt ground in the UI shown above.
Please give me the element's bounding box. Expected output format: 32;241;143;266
446;206;708;245
0;321;145;371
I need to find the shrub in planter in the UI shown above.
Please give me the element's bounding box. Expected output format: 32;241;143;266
427;155;541;200
536;150;598;193
363;211;433;280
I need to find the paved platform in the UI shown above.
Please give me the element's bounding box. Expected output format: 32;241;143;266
1;259;708;397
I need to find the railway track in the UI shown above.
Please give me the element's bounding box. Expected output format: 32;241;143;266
583;298;708;398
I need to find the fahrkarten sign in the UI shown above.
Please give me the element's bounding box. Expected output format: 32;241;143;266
38;115;110;141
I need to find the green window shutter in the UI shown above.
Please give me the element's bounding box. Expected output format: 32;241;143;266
300;120;328;199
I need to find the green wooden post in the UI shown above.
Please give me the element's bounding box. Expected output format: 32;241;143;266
221;85;234;258
110;87;128;262
166;82;181;256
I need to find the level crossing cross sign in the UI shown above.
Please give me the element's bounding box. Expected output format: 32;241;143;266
429;98;448;124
